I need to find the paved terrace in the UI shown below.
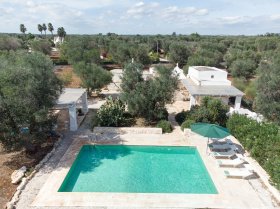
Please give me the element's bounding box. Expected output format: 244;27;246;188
14;102;278;209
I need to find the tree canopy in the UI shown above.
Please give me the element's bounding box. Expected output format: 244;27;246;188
30;39;52;55
255;54;280;124
0;36;22;51
0;51;62;149
73;62;112;93
20;24;27;34
121;64;178;122
60;37;101;64
175;97;229;127
169;42;191;66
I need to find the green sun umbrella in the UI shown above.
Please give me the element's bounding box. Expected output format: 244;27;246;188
190;123;230;153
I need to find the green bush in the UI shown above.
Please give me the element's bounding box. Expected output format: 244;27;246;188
176;97;229;127
181;119;195;130
175;111;188;125
157;108;169;121
96;97;125;127
148;51;160;63
122;112;135;127
156;120;172;133
227;114;280;189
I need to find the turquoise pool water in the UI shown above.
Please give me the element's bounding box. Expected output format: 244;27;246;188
59;145;217;194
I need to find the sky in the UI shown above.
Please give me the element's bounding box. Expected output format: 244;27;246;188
1;0;280;35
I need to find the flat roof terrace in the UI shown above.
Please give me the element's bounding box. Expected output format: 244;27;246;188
56;88;86;106
182;78;244;97
193;66;217;71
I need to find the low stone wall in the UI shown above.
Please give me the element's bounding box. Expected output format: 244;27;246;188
93;127;162;134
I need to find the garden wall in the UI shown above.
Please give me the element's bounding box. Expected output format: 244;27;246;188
93;127;162;134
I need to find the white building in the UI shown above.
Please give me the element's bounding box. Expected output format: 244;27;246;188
53;36;64;45
181;66;244;110
188;66;231;86
55;88;88;131
173;63;187;80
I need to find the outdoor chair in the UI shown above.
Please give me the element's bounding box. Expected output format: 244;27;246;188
224;168;256;180
217;157;246;168
211;149;237;159
209;143;232;152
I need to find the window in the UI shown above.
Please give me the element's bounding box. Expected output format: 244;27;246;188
211;75;214;79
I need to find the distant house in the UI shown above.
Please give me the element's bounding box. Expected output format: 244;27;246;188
53;36;64;45
180;66;244;110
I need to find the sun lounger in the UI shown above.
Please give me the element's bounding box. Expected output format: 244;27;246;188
217;158;246;168
210;143;240;152
224;168;256;180
211;149;237;159
209;143;232;152
211;138;233;145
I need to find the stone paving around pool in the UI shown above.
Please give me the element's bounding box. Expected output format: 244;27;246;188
14;101;279;209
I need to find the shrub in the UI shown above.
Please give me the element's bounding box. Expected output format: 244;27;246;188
181;119;195;130
157;108;169;121
30;39;52;55
175;111;188;125
176;97;229;127
149;51;160;63
122;112;135;127
227;114;280;189
96;97;125;127
156;120;172;133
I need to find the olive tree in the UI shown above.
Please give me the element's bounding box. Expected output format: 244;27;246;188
60;37;101;64
121;65;178;123
169;42;191;67
73;62;112;94
255;55;280;124
0;51;62;149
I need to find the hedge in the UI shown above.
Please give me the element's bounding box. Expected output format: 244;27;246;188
227;114;280;189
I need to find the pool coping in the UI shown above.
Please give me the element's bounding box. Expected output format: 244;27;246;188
31;133;269;208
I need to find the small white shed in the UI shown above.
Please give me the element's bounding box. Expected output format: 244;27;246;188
55;88;88;131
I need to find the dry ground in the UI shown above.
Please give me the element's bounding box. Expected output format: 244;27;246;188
0;138;57;209
54;65;82;88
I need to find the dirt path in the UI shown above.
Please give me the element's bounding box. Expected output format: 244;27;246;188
0;148;18;208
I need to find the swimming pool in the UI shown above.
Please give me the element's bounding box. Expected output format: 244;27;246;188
59;145;217;194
